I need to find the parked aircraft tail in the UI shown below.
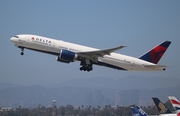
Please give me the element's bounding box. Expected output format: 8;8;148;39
130;106;148;116
168;96;180;111
139;41;171;64
152;97;172;114
130;107;139;116
135;106;148;116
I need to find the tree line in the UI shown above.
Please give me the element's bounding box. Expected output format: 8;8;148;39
0;100;174;116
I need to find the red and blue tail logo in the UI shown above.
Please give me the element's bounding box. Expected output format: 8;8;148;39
139;41;171;64
169;96;180;111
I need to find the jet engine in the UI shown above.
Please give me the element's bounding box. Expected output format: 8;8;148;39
56;49;78;63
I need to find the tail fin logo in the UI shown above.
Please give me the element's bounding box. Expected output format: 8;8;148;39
168;96;180;111
135;106;148;116
152;97;172;114
149;46;167;64
178;112;180;116
139;41;171;64
158;102;168;113
170;99;180;110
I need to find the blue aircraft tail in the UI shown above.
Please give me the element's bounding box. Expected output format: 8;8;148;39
152;97;172;114
135;106;148;116
139;41;171;64
130;107;139;116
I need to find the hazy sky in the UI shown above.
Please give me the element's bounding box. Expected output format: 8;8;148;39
0;1;180;86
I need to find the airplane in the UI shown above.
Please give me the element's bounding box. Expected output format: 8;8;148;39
152;97;176;116
168;96;180;116
10;34;171;72
130;106;148;116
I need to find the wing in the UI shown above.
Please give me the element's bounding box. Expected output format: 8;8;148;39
77;46;126;62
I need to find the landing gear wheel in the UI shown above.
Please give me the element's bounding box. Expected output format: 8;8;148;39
80;61;93;72
20;48;24;56
80;67;83;71
21;52;24;55
79;66;93;72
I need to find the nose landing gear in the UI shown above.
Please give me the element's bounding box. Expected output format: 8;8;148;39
20;48;24;55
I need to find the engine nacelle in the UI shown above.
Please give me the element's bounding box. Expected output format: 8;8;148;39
56;49;77;63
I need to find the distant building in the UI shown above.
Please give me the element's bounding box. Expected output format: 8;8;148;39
20;100;24;108
84;92;93;106
115;90;139;106
84;90;105;107
115;90;121;106
51;100;57;116
104;97;111;105
0;107;16;111
93;90;104;107
52;100;56;107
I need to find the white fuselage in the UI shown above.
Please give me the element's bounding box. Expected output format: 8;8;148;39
10;34;165;71
160;114;177;116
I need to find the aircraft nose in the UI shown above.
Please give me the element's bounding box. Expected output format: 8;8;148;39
10;36;19;43
10;37;14;41
10;37;16;43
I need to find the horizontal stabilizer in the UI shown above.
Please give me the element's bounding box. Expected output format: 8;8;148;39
143;64;169;68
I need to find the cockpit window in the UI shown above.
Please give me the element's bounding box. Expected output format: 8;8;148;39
14;35;19;38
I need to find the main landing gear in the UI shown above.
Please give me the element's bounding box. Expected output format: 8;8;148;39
80;66;93;72
80;60;93;72
20;48;24;55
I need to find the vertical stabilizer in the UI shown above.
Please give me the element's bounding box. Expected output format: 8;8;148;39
130;107;139;116
168;96;180;111
139;41;171;64
135;106;148;116
152;97;172;114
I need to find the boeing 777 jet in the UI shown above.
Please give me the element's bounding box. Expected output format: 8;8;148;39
10;34;171;72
